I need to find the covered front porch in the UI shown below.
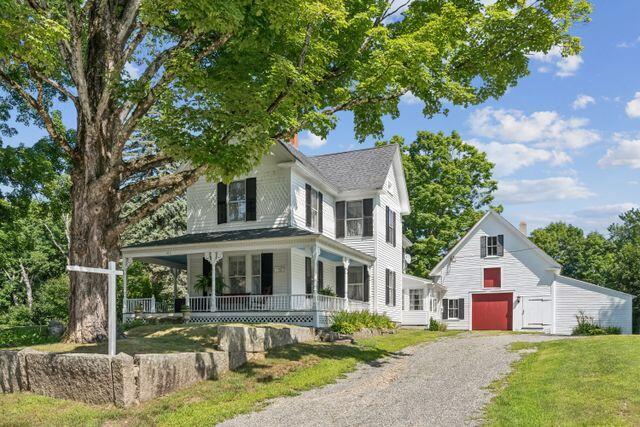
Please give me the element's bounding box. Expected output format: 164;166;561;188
121;227;375;327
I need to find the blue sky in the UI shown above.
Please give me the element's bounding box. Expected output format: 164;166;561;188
297;0;640;234
4;1;638;234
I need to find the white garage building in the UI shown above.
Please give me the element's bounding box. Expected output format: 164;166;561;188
417;211;634;334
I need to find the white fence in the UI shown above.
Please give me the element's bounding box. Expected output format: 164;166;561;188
126;294;370;313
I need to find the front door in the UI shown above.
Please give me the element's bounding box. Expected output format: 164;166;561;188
472;293;513;330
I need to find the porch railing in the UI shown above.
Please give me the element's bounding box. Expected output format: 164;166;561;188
126;294;370;313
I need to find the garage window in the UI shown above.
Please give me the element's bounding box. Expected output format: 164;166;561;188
484;267;502;288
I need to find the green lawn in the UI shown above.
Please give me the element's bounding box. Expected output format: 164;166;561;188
10;323;219;354
0;328;457;426
485;336;640;426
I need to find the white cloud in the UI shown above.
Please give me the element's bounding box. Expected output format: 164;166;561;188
572;94;596;110
598;136;640;169
496;177;594;204
617;36;640;48
629;180;639;185
575;203;639;219
124;62;141;78
298;131;326;148
469;140;571;177
529;46;583;77
625;92;640;118
399;91;422;106
468;107;600;150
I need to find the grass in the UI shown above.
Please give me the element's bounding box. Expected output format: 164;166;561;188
0;328;458;426
485;335;640;426
11;323;219;354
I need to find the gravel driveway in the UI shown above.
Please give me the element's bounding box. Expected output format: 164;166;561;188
219;332;565;427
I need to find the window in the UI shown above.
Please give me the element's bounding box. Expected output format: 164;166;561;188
348;266;364;300
409;289;423;311
228;256;246;293
484;267;501;288
447;299;460;319
251;255;261;294
228;180;246;222
487;235;499;256
386;206;396;246
385;269;396;306
346;201;363;237
430;298;437;312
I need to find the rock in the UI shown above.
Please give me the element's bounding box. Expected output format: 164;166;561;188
111;353;136;408
47;320;65;338
0;350;27;393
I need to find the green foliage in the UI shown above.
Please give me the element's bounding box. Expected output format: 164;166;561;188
428;317;447;332
31;275;69;324
383;131;498;276
0;325;56;348
572;312;622;336
318;288;336;297
330;310;396;334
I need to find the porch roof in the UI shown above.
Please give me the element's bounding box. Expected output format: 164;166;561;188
121;226;375;265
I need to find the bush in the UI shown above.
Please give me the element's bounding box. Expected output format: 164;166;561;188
330;310;396;334
572;312;622;336
428;317;447;332
0;325;56;348
318;288;336;297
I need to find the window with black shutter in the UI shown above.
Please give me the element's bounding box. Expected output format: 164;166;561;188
246;178;256;221
305;257;312;294
305;184;322;231
483;234;504;257
363;198;373;237
336;201;345;238
385;269;396;306
217;183;227;224
317;261;324;290
386;206;396;246
336;199;373;238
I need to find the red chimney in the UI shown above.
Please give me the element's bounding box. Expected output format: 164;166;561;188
290;134;299;149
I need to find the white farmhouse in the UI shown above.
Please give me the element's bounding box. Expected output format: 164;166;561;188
425;211;634;334
121;140;440;326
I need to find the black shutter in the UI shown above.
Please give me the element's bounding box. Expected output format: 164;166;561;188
336;266;345;297
385;269;390;305
392;211;397;247
246;178;256;221
363;198;373;237
385;206;390;242
442;298;449;319
392;271;396;306
318;192;323;233
217;183;227;224
363;266;369;302
497;234;504;256
261;253;273;295
305;257;312;294
336;201;345;238
202;258;212;297
318;261;324;290
305;184;312;227
480;236;487;258
458;298;465;320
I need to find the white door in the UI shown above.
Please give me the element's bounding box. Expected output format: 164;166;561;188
522;296;552;329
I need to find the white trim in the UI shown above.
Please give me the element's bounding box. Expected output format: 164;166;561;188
430;210;561;277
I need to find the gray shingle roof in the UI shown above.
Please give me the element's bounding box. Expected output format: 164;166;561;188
308;144;399;191
279;141;399;192
123;227;316;249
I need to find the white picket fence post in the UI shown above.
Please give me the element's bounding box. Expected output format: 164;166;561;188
67;261;122;356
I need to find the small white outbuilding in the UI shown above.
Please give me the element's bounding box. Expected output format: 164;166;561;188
426;211;634;335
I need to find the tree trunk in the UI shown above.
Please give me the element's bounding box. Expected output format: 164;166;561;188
63;163;121;343
19;262;32;310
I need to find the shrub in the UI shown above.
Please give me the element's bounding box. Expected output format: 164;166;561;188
330;310;396;334
318;288;336;297
0;325;55;348
572;312;622;336
428;317;447;331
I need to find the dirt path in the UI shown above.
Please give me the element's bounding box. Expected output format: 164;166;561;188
219;333;564;427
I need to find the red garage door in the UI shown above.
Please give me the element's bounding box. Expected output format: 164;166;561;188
472;293;513;331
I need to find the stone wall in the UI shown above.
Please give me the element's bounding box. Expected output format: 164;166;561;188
0;324;316;407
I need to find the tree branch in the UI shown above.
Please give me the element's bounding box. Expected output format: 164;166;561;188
119;168;196;202
0;68;77;158
43;222;69;263
64;0;92;121
115;165;206;234
121;152;173;178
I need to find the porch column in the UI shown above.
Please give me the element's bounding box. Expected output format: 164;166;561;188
311;244;320;327
342;257;350;310
121;257;131;322
170;268;179;307
206;251;223;312
368;262;374;312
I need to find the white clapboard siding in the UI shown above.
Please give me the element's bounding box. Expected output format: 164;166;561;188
290;169;337;239
186;152;290;233
438;214;554;331
374;166;403;322
554;277;633;335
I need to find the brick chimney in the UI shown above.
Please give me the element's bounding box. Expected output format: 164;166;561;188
289;134;299;149
519;220;527;236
